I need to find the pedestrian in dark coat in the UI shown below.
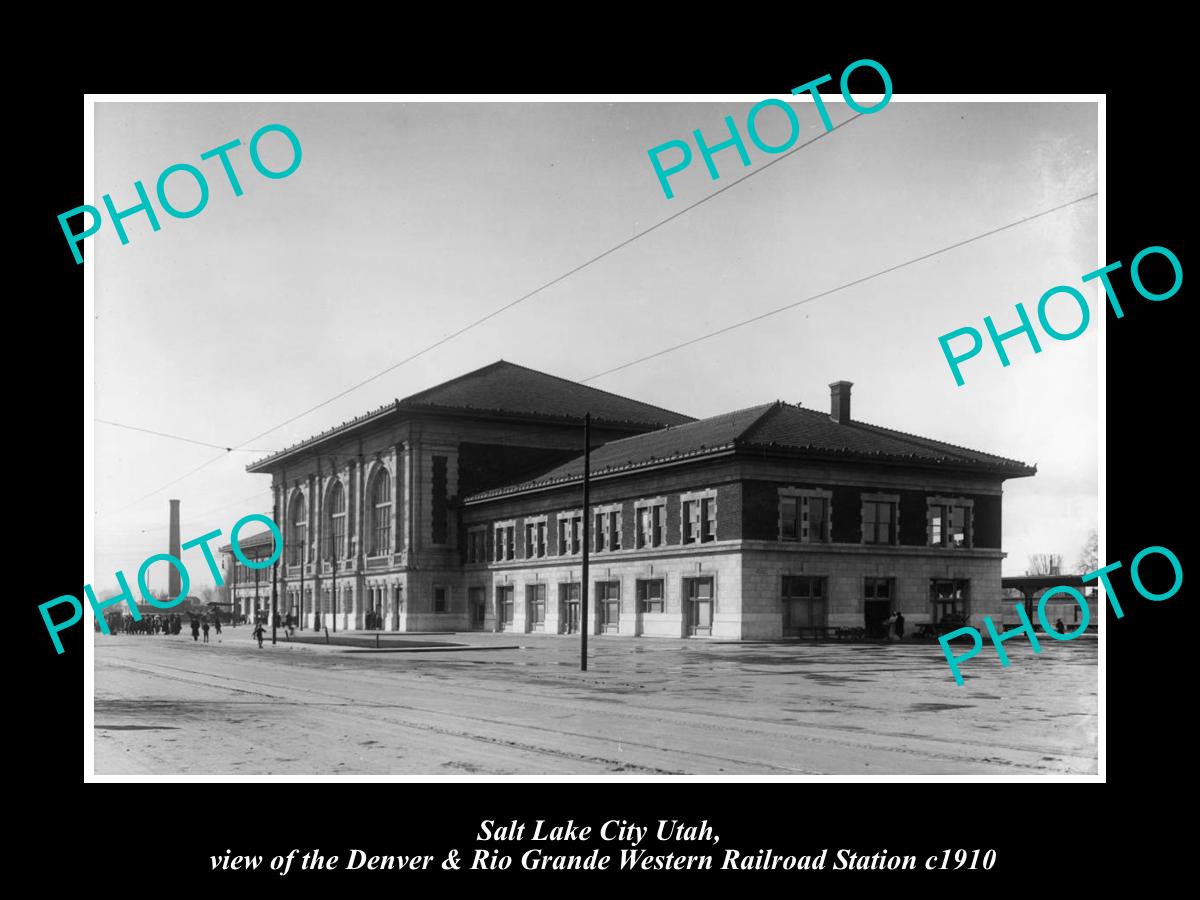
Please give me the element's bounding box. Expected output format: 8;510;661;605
190;619;200;641
895;612;905;639
253;621;265;649
202;620;210;643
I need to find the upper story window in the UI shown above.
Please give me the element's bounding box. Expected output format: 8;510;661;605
681;490;717;544
557;511;582;556
635;499;666;549
524;518;547;559
325;480;346;560
593;505;622;552
288;491;306;566
369;467;391;556
779;488;831;543
861;493;899;546
466;526;487;564
494;521;516;562
928;497;973;549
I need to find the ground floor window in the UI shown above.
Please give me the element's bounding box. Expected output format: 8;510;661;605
526;584;546;632
636;579;664;614
683;576;714;636
497;585;514;630
782;575;826;635
931;579;970;625
597;580;620;633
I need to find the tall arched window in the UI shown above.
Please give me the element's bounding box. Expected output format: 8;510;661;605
288;492;307;566
325;480;346;561
370;468;391;555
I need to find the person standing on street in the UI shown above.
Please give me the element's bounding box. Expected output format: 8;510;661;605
202;619;210;643
190;618;200;642
895;611;905;640
253;620;266;649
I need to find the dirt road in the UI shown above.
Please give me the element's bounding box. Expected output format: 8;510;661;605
93;631;1097;776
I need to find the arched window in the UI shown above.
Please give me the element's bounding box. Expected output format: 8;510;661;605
370;468;391;555
325;480;346;561
288;492;307;566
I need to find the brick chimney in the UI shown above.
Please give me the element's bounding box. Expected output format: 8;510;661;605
829;381;853;423
168;499;182;598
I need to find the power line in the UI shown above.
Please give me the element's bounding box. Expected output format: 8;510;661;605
98;451;229;517
96;418;278;453
98;109;870;514
582;191;1101;383
232;112;867;450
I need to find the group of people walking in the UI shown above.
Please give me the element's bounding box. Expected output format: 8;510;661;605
98;612;227;642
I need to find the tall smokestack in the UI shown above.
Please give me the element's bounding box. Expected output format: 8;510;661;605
169;499;182;599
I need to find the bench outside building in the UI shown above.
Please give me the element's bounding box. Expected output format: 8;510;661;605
220;361;1035;640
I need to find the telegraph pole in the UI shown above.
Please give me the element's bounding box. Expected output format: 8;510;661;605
581;413;590;672
271;489;279;646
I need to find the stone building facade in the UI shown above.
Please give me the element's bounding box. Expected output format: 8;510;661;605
239;361;1035;638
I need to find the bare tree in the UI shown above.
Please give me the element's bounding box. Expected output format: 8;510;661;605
1076;529;1098;574
1026;553;1063;576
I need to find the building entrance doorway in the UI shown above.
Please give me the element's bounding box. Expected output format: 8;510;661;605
863;577;894;638
559;583;580;634
685;577;714;636
497;585;514;631
468;587;486;630
597;581;620;634
864;600;891;638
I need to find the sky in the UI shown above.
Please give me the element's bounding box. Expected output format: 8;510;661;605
91;99;1099;593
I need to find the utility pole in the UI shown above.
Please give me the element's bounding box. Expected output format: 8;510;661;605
271;486;279;646
581;413;590;672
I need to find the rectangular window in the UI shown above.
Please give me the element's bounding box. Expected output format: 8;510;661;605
636;503;665;548
863;499;897;545
929;499;972;548
780;491;831;543
637;579;665;614
525;522;536;558
526;584;546;631
431;455;448;544
558;514;581;556
781;496;798;540
433;587;447;613
864;577;892;601
593;507;621;552
494;524;515;561
782;575;827;633
931;579;970;624
683;493;718;544
466;527;487;564
537;521;546;557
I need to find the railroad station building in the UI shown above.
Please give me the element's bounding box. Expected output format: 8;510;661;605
239;360;1035;639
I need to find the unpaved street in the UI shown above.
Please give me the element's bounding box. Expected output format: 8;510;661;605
94;631;1097;775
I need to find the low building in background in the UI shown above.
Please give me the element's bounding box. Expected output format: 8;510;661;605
235;361;1035;638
